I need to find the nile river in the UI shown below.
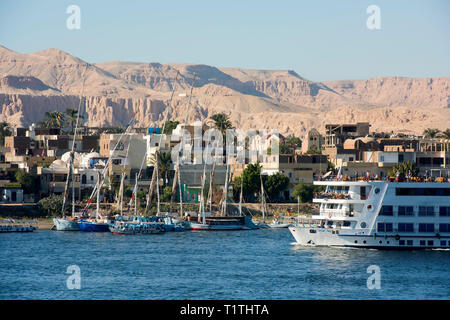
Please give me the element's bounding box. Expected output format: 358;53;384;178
1;229;449;299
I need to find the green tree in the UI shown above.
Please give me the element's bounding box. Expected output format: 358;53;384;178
263;173;289;201
163;120;179;134
292;182;316;203
0;121;12;147
38;195;65;216
37;111;65;129
211;113;233;137
162;186;172;202
150;151;172;186
440;129;450;139
285;135;302;149
104;127;125;134
388;161;419;178
423;128;441;139
65;108;83;134
14;169;36;194
231;163;261;202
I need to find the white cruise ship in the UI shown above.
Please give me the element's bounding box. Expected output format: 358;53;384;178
289;180;450;249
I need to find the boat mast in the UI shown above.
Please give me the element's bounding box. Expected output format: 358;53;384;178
260;173;266;223
96;171;100;219
221;162;229;216
239;177;243;216
207;161;216;213
61;64;88;218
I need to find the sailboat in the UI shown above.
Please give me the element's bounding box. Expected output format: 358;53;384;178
255;173;270;228
53;65;88;231
189;158;256;231
78;171;110;232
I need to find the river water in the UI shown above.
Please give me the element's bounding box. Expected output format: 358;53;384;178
1;229;449;299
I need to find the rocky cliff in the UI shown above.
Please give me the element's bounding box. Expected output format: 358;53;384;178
0;45;448;138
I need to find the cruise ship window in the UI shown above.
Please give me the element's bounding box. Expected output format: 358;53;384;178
419;206;434;216
398;223;414;232
427;240;434;246
420;240;426;246
440;241;447;246
380;206;393;216
419;223;435;233
398;206;414;216
439;224;450;233
439;207;450;216
407;240;413;246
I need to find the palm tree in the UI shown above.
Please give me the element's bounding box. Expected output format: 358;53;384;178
65;108;83;134
440;129;450;140
211;113;233;137
37;111;65;129
423;128;441;139
150;151;172;186
0;121;12;146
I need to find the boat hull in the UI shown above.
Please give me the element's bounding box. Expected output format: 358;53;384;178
268;223;291;228
289;226;450;249
78;220;110;232
190;222;251;231
53;218;80;231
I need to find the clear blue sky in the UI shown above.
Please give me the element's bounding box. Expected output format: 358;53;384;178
0;0;449;81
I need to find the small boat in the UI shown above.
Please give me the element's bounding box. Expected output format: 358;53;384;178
78;219;110;232
268;222;291;228
0;219;36;232
53;217;81;231
190;216;256;231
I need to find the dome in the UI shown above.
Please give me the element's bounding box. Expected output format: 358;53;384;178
50;159;67;169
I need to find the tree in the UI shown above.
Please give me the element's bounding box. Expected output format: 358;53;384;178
163;120;179;134
388;161;419;178
231;163;261;202
162;186;172;202
37;111;65;129
0;121;12;146
38;195;65;216
423;128;441;139
65;108;83;134
285;135;302;149
263;173;289;201
292;182;317;203
211;113;233;137
440;129;450;139
150;151;172;186
104;127;125;134
14;169;36;194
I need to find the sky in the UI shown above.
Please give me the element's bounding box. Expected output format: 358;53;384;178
0;0;449;81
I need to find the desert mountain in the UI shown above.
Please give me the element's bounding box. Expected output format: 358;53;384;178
0;45;449;138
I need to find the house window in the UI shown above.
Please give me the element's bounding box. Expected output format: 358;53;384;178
418;223;434;233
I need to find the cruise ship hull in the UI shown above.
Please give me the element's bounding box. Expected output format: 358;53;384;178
289;226;449;249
